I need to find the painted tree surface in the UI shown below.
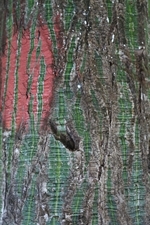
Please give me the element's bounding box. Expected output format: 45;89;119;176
0;0;150;224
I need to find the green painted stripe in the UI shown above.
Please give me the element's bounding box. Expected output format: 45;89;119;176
37;57;46;125
83;131;91;165
58;88;66;123
49;136;70;223
125;0;138;49
36;41;41;61
118;81;132;198
64;36;76;98
26;0;35;22
107;168;118;225
16;132;39;197
64;0;74;31
22;180;36;225
127;121;146;225
45;0;58;59
72;97;85;135
3;10;13;109
3;130;15;187
13;30;22;127
106;0;112;23
92;186;98;225
72;180;88;223
28;95;35;132
26;18;37;72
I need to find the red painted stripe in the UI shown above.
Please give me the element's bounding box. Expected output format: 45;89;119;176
1;19;59;130
16;29;30;128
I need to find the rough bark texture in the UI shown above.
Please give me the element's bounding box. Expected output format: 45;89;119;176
0;0;150;225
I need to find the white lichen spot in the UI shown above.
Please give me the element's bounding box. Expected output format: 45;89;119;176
118;49;123;56
3;131;11;137
107;17;109;23
111;34;114;42
77;84;81;89
42;182;47;193
141;92;148;101
14;148;20;157
44;213;49;222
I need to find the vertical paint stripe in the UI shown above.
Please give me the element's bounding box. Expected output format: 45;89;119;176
16;29;30;127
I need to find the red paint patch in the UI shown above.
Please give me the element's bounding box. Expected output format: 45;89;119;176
16;30;30;128
1;17;62;130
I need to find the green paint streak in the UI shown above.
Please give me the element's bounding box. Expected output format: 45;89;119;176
16;147;27;196
116;63;127;82
58;89;66;123
107;168;118;225
3;12;13;110
26;0;35;20
83;131;91;165
15;0;21;24
5;131;15;187
26;184;36;225
19;129;39;224
14;31;22;126
49;137;70;222
22;179;36;225
72;95;91;164
37;57;46;124
64;0;74;31
125;0;138;49
26;18;37;72
128;122;146;225
45;0;58;59
92;186;98;225
64;37;76;98
118;85;132;195
72;181;87;223
17;132;39;196
26;20;36;118
106;0;112;23
36;42;41;60
28;95;34;130
72;97;85;135
6;0;13;39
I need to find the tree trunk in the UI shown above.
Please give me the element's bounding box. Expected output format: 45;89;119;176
0;0;150;224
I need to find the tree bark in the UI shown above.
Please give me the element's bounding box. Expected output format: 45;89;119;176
0;0;150;224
